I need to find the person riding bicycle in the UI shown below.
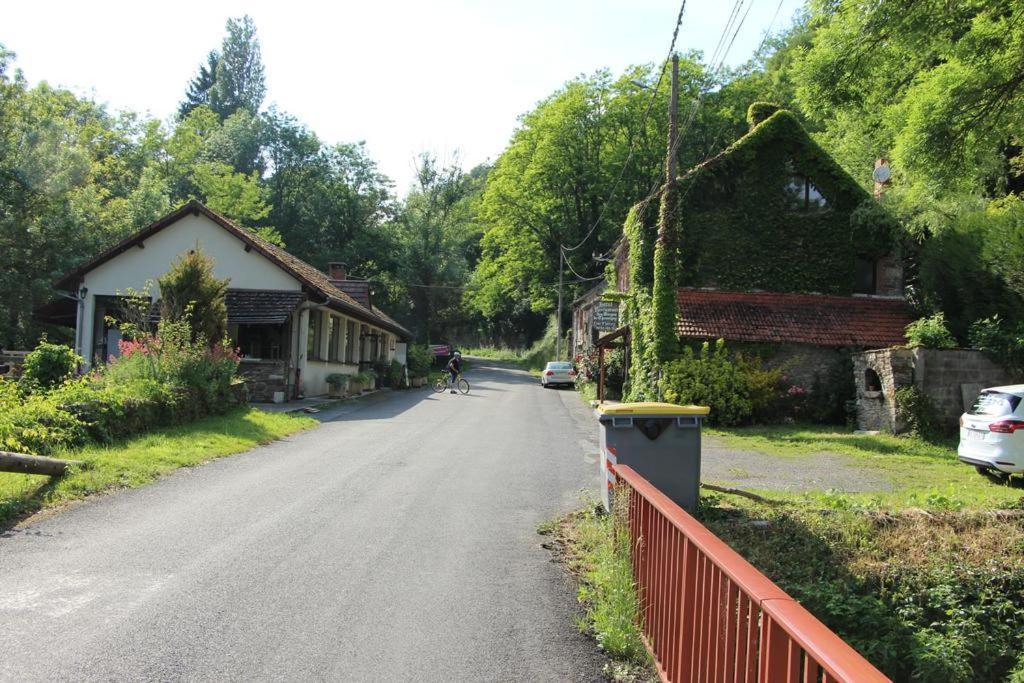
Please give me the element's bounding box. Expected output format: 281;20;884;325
446;351;462;394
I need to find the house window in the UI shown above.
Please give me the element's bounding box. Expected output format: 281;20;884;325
854;257;877;294
784;174;828;211
236;324;283;360
328;316;341;362
344;320;356;363
307;312;320;360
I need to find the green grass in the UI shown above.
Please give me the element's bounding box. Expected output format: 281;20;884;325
701;495;1024;681
0;407;316;528
543;499;654;681
706;424;1024;510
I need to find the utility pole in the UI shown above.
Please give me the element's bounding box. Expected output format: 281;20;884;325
556;248;564;361
667;52;679;184
651;52;681;364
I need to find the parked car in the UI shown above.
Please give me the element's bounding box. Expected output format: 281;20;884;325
541;361;575;388
958;385;1024;475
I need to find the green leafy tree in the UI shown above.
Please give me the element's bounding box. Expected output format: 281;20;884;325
157;248;229;345
791;0;1024;200
392;153;480;340
211;15;266;118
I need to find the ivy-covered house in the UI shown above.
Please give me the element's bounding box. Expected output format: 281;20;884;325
608;103;912;407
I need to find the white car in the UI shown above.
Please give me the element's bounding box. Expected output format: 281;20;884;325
958;385;1024;475
541;361;575;388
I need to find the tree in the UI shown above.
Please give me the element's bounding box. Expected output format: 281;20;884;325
790;0;1024;200
391;153;479;340
211;15;266;119
178;50;219;119
465;58;741;327
157;248;229;345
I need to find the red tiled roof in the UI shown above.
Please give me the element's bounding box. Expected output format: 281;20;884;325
675;288;912;348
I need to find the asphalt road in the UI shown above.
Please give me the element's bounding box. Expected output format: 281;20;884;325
0;361;608;682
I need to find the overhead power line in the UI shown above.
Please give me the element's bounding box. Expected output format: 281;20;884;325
561;0;689;255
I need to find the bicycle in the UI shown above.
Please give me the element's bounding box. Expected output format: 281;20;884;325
433;372;470;395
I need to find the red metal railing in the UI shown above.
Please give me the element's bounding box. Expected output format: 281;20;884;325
615;464;891;683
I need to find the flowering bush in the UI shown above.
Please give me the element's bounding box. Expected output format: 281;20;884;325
0;319;241;455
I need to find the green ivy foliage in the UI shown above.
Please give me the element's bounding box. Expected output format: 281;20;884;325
675;110;892;295
652;183;681;362
746;101;781;128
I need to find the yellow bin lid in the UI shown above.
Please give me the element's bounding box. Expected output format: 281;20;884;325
597;402;709;416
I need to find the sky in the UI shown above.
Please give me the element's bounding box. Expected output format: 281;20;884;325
4;0;804;193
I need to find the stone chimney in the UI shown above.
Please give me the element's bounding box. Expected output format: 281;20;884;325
328;262;347;281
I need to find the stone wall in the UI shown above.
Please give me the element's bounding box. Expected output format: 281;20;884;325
852;348;914;432
237;359;291;403
757;343;847;391
852;347;1012;432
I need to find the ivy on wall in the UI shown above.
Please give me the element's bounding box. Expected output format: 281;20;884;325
675;107;889;295
616;105;900;400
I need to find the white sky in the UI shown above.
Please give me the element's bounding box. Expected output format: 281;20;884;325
4;0;803;193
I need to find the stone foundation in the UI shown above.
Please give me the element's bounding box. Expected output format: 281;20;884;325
238;359;291;403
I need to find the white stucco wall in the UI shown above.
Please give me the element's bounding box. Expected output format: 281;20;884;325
83;213;300;295
78;213;301;366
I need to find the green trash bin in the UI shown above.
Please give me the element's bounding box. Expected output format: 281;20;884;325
597;402;710;513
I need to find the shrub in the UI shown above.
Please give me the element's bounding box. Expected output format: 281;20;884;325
407;345;433;376
387;360;404;388
0;383;86;454
157;247;229;345
905;313;957;349
19;340;81;392
660;339;780;426
894;385;941;438
969;315;1024;375
325;373;349;388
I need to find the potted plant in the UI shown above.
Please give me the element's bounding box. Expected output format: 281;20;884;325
326;373;348;398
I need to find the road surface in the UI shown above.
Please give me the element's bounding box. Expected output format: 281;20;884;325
0;361;608;681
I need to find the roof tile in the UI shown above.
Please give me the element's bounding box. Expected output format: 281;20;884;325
676;288;912;348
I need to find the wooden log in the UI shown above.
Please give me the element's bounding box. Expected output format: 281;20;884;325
0;451;85;477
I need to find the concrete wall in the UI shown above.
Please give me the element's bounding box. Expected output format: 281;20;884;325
853;347;1011;432
914;348;1008;425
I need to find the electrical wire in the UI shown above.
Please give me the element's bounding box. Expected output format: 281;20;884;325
560;0;689;255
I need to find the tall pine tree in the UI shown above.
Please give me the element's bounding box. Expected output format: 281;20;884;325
178;50;219;119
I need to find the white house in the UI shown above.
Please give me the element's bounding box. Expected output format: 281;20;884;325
43;201;411;401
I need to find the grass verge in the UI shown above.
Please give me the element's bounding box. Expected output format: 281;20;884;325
0;407;316;528
540;499;655;682
707;424;1024;510
702;495;1024;681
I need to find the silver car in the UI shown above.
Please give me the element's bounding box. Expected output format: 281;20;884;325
541;361;575;388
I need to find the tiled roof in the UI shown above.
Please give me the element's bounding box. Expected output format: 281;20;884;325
226;290;305;324
675;288;912;348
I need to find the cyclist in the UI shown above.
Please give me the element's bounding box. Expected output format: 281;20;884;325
446;350;462;394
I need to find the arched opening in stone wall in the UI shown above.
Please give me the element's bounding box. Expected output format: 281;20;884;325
864;367;882;392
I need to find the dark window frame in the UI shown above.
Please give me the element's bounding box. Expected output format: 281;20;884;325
307;311;320;360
